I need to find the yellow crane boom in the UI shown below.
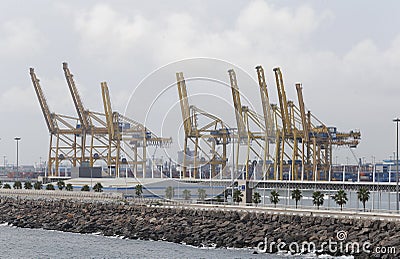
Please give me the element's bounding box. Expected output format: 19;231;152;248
63;62;90;130
228;69;247;140
101;82;116;140
273;67;291;135
30;68;56;134
295;83;309;143
255;65;275;140
176;72;193;137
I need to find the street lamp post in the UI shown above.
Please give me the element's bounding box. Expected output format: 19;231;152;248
90;167;93;190
230;128;237;181
14;137;21;180
231;128;237;203
393;119;400;213
151;154;154;179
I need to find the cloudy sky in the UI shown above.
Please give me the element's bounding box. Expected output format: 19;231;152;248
1;0;399;166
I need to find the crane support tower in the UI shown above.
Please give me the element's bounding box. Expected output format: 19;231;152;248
176;72;230;179
228;68;273;180
30;68;82;175
255;65;277;179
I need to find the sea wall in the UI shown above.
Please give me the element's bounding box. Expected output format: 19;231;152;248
0;196;399;258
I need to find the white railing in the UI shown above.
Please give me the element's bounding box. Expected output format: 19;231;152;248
0;189;123;200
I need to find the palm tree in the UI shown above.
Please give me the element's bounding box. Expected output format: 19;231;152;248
312;191;324;210
93;182;103;192
233;190;243;204
182;189;191;200
223;189;231;201
135;184;143;198
165;186;174;199
357;187;370;212
81;185;90;192
66;183;73;191
291;188;303;209
253;192;261;206
46;184;55;190
197;188;207;201
333;189;348;211
13;181;22;189
3;183;11;189
57;180;65;190
33;181;43;190
24;182;33;189
270;190;280;207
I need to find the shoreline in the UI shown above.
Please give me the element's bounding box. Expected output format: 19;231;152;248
0;223;271;259
0;223;304;259
0;194;399;258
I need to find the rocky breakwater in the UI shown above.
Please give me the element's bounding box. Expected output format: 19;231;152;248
0;197;399;258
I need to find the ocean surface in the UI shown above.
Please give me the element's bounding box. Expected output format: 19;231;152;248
0;224;310;259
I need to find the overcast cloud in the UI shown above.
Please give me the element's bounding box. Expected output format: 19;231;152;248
0;0;399;166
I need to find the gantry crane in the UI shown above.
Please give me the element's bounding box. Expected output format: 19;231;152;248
176;72;230;178
295;83;312;179
228;69;271;180
294;83;326;180
101;82;172;177
64;63;172;177
273;67;298;180
63;63;115;171
273;67;333;181
295;83;361;180
255;65;276;179
101;82;119;172
272;67;361;181
32;63;171;178
63;62;89;166
30;68;82;176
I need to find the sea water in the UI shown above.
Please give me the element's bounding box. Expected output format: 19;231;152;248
0;224;342;258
